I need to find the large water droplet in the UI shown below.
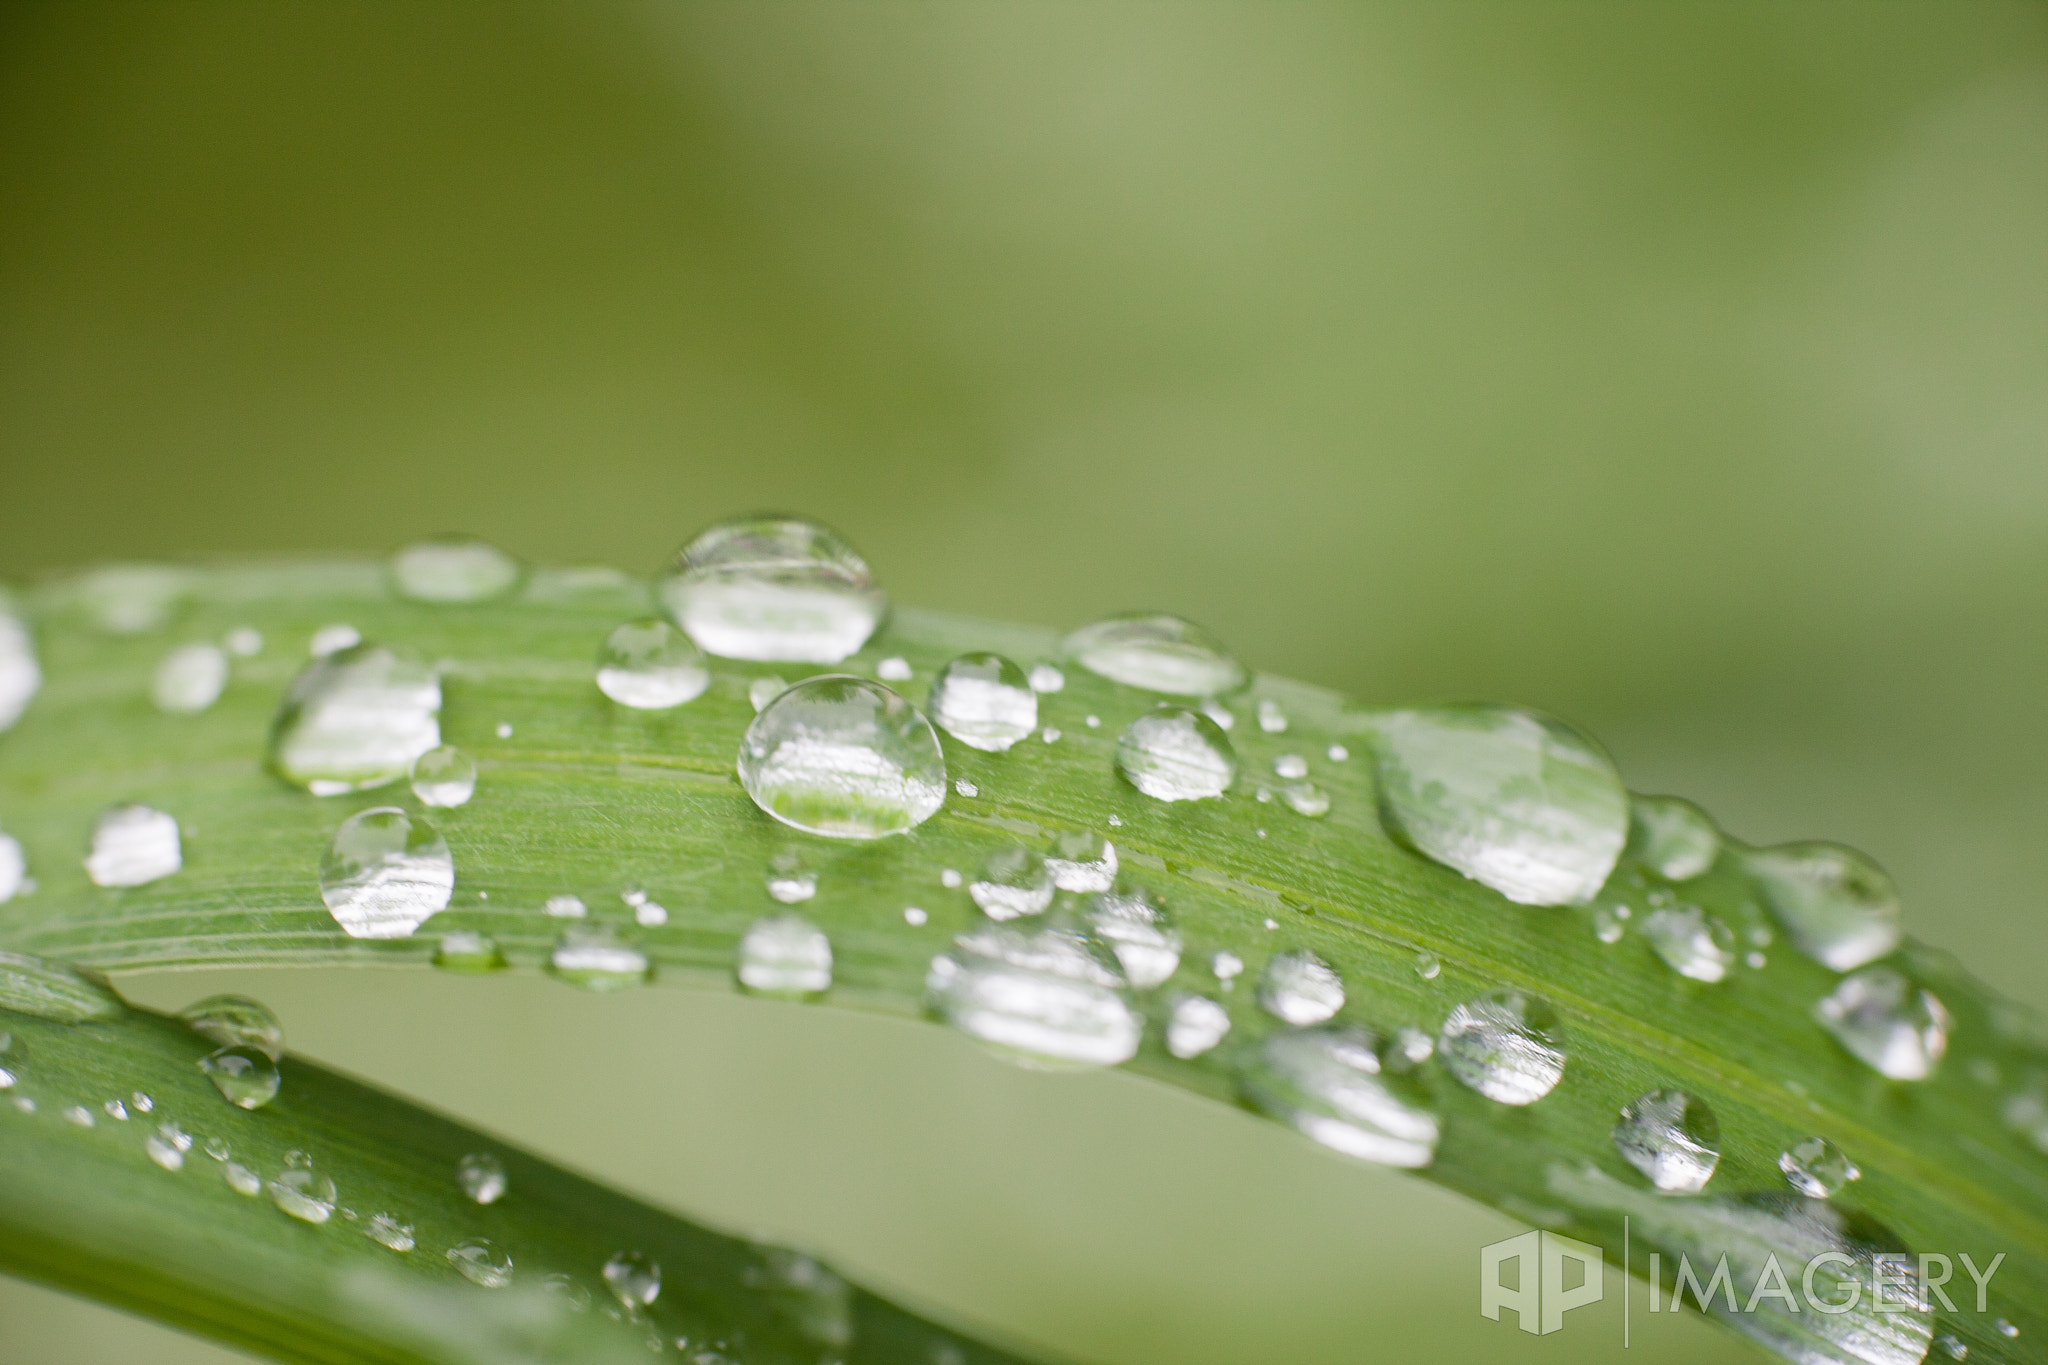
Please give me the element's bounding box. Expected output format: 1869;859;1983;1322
84;805;182;887
603;1251;662;1311
1613;1089;1721;1194
433;930;505;973
737;676;946;838
1258;949;1345;1026
1747;843;1902;972
0;950;124;1023
390;538;521;603
457;1151;507;1204
1166;994;1231;1058
1371;707;1627;906
1779;1136;1860;1199
1062;614;1246;696
1814;968;1949;1080
657;516;884;663
548;926;649;991
320;808;454;939
0;607;40;732
409;745;477;808
1438;989;1565;1105
448;1238;513;1288
595;619;711;709
1085;884;1181;988
200;1046;280;1109
736;914;833;996
926;925;1140;1068
269;1167;338;1224
1114;707;1237;801
152;644;228;714
1239;1026;1440;1168
180;994;284;1058
968;846;1054;921
269;644;441;795
927;652;1037;752
1640;903;1737;983
1628;795;1721;881
1046;830;1118;893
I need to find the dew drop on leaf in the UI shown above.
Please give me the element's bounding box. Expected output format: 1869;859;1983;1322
1779;1136;1860;1198
1258;949;1345;1026
548;926;649;991
1027;663;1064;693
1438;989;1565;1105
222;1161;262;1196
1613;1089;1721;1194
319;808;454;939
1640;903;1736;983
1413;950;1441;980
457;1151;507;1205
270;644;440;795
603;1250;662;1310
1085;884;1180;988
200;1045;280;1110
1238;1026;1439;1168
1747;842;1903;972
409;745;476;808
1274;754;1308;779
1062;613;1247;697
1114;707;1237;801
1257;700;1288;733
657;516;884;663
1814;968;1949;1080
308;624;360;658
152;643;228;714
928;652;1037;752
1046;830;1117;893
365;1213;415;1252
1165;994;1231;1059
269;1167;337;1224
968;846;1054;920
737;676;946;839
448;1238;513;1288
735;914;833;997
180;994;284;1058
1278;781;1330;818
389;538;521;603
0;831;23;904
926;925;1140;1068
0;606;40;732
1628;795;1721;881
595;619;710;710
84;805;182;888
765;850;817;904
144;1129;186;1172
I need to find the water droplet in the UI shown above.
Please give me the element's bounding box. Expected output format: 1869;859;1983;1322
1212;950;1244;985
1045;830;1118;893
876;656;912;682
928;653;1037;752
548;926;649;991
596;619;711;710
738;676;946;839
1239;1026;1440;1168
0;832;23;905
408;746;477;808
1414;950;1441;980
204;1137;231;1162
1041;726;1061;743
1996;1320;2019;1339
939;867;962;889
1936;1333;1968;1360
545;894;587;918
1258;949;1345;1026
1166;994;1231;1058
1385;1026;1435;1072
1085;884;1181;988
926;924;1140;1068
103;1097;130;1120
1200;700;1235;731
1778;1136;1860;1198
1063;614;1246;697
181;995;285;1058
433;930;505;973
0;950;124;1022
1612;1089;1720;1194
0;608;41;732
390;538;522;603
1592;902;1628;943
765;851;816;904
748;675;788;713
73;565;188;634
1640;903;1736;983
1747;842;1903;972
145;1128;187;1172
745;1245;854;1348
447;1238;513;1288
131;1091;153;1113
366;1213;415;1252
954;777;978;797
1028;663;1064;693
1115;707;1237;801
1370;707;1627;906
1438;990;1565;1105
1745;950;1767;970
1628;795;1720;881
64;1104;96;1127
634;899;667;927
968;847;1054;920
84;805;181;887
1815;968;1949;1080
603;1251;662;1311
1256;700;1289;733
222;1162;262;1196
494;722;513;739
270;644;440;794
457;1151;508;1204
308;624;361;658
152;643;228;714
223;626;263;657
658;516;883;663
319;808;453;939
1327;743;1349;762
200;1046;281;1109
1274;754;1308;779
736;914;833;996
903;906;927;926
1279;781;1330;818
269;1167;337;1224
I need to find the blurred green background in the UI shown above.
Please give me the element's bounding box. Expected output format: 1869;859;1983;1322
2;3;2045;1362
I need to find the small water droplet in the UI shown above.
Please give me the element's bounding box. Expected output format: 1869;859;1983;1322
1041;726;1061;742
494;722;513;739
390;538;521;603
9;1096;31;1112
1371;707;1627;906
285;1148;312;1169
1085;884;1181;988
1045;830;1118;893
223;1161;262;1196
0;949;124;1022
1779;1136;1860;1198
1256;700;1289;733
634;899;668;927
754;850;817;905
404;745;477;808
201;1046;281;1109
1747;843;1902;972
457;1151;508;1204
270;644;440;794
658;517;884;663
1166;994;1230;1058
1327;744;1349;762
180;995;284;1058
747;676;788;713
1239;1026;1439;1168
544;894;587;919
269;1167;337;1224
548;926;650;991
1279;781;1330;818
434;931;506;973
1936;1333;1968;1360
1115;707;1237;801
1438;990;1565;1105
903;906;928;926
104;1097;129;1120
152;643;228;714
1996;1320;2019;1339
1212;950;1244;985
1385;1026;1435;1072
204;1136;231;1162
64;1104;95;1127
132;1092;153;1113
1613;1090;1720;1194
736;914;833;996
85;805;182;888
1414;950;1441;980
604;1251;663;1311
224;627;263;657
1628;795;1720;880
1592;902;1628;943
926;925;1140;1068
448;1238;514;1288
738;676;946;838
1028;663;1064;693
0;609;41;733
308;624;361;658
320;808;453;939
0;832;24;905
1063;614;1246;696
1814;968;1949;1080
876;656;912;682
969;847;1054;920
365;1212;415;1252
1258;949;1345;1026
1201;700;1235;731
1640;903;1737;982
928;653;1037;752
596;619;711;710
1746;950;1768;970
954;778;978;797
73;565;188;634
145;1126;187;1172
1273;754;1308;779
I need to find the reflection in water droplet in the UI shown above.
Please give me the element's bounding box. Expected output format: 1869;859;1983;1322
738;676;946;838
1815;968;1949;1080
604;1251;662;1310
320;808;453;939
926;925;1140;1068
1166;994;1231;1059
548;927;649;991
448;1238;514;1288
658;517;884;663
1258;949;1345;1026
223;1162;262;1196
153;644;228;714
1239;1026;1440;1168
181;995;285;1058
85;805;182;888
1380;708;1629;907
766;851;816;904
409;746;476;808
1640;903;1736;983
1086;885;1181;988
390;539;521;603
1063;614;1247;696
1779;1136;1860;1198
1439;990;1565;1105
201;1046;281;1109
270;1168;338;1224
968;847;1054;921
270;644;440;795
928;653;1037;752
0;609;40;733
457;1151;507;1204
1628;795;1720;881
748;676;787;713
1028;663;1065;693
596;619;711;709
366;1213;415;1252
1046;830;1118;893
1115;707;1237;801
1613;1090;1720;1194
1747;843;1902;972
736;914;833;996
